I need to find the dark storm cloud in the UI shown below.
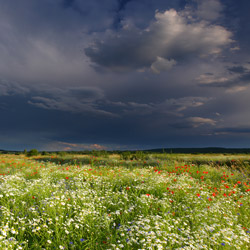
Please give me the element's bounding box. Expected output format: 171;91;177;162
113;0;133;28
197;63;250;88
61;0;88;16
228;65;248;74
0;0;116;32
25;85;212;119
0;79;29;96
239;72;250;82
222;0;250;51
117;0;133;11
28;87;117;117
0;0;121;85
62;0;76;9
215;127;250;135
195;0;223;21
119;97;212;117
170;117;217;129
85;6;233;72
1;0;250;150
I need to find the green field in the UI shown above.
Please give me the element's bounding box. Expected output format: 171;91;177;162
0;153;250;249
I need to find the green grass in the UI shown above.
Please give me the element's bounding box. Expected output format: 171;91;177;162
0;153;249;249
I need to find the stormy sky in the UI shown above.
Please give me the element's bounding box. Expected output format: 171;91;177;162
1;0;250;151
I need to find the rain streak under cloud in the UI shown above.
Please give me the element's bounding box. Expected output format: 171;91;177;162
0;0;250;150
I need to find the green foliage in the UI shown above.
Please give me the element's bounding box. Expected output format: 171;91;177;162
91;150;109;158
26;149;39;157
57;151;66;157
134;150;147;161
120;151;132;160
120;151;148;161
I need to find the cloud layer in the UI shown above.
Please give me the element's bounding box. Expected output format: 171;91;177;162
85;8;233;72
0;0;250;150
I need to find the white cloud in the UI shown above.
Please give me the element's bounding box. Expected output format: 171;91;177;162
160;97;210;112
43;141;108;151
196;63;250;88
85;8;233;72
225;86;248;93
187;117;217;127
197;74;231;85
151;57;176;73
116;96;211;116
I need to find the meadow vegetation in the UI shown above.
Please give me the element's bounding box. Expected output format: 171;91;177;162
0;151;249;249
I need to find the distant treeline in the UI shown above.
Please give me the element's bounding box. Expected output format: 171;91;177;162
145;147;250;154
1;147;250;156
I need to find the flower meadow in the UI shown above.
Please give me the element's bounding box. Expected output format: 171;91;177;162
0;153;250;250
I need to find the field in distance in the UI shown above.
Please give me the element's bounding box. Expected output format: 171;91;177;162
0;152;250;249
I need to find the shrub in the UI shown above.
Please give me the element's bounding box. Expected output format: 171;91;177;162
120;151;132;160
133;151;147;161
120;151;148;161
57;151;66;157
26;149;39;157
91;150;108;158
